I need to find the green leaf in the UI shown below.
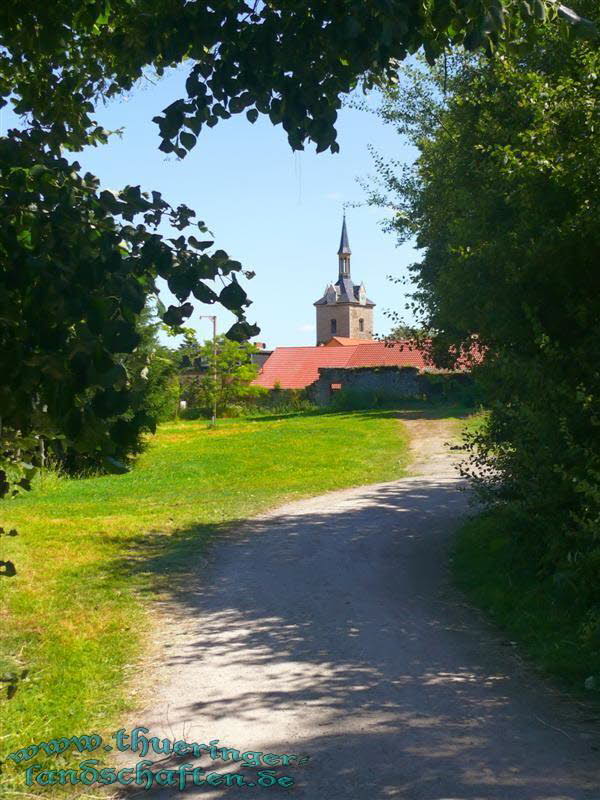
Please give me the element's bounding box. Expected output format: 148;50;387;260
180;131;197;151
188;236;214;250
162;303;194;327
184;116;203;136
167;268;196;302
97;363;128;388
533;0;546;20
103;320;141;353
212;249;229;265
109;419;139;447
219;279;248;311
132;411;157;435
226;320;260;342
30;164;49;178
192;281;219;304
246;109;259;124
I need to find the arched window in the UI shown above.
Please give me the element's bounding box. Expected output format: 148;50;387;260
331;319;337;334
359;318;364;332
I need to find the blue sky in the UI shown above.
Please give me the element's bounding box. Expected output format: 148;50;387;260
3;67;419;348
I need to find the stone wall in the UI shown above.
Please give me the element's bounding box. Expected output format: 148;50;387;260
309;366;422;405
308;366;474;405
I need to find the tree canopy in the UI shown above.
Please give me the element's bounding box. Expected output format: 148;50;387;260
0;0;595;494
3;1;594;156
178;333;260;416
363;2;600;630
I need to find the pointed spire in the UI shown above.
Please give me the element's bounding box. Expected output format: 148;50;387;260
337;213;351;255
337;213;351;279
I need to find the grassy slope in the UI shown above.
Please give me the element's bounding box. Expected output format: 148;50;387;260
452;414;600;697
1;411;408;786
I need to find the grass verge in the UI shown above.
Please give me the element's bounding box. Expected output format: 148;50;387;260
452;506;600;699
460;407;488;437
0;410;409;793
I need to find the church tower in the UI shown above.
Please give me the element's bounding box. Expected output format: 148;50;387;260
314;216;375;345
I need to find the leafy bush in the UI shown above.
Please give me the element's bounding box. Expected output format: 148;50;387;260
54;306;180;474
245;387;315;416
183;387;317;418
420;373;483;407
366;19;600;644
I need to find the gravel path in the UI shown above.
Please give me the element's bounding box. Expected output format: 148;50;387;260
123;417;599;800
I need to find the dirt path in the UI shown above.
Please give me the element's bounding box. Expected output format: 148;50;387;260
123;418;599;799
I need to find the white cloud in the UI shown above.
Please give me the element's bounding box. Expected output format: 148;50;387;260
325;191;344;201
298;323;316;332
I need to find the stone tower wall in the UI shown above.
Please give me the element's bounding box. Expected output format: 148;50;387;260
315;303;374;345
349;305;373;340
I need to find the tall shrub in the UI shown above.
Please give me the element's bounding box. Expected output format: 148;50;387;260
364;9;600;611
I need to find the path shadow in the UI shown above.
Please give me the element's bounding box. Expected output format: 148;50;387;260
348;407;475;422
237;403;478;425
109;477;599;800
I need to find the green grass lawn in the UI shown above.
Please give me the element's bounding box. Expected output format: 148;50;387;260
1;410;408;791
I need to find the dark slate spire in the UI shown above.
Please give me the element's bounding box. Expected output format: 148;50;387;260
338;214;351;279
337;213;351;255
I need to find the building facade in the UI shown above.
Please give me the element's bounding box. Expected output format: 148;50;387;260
251;216;475;391
313;216;375;345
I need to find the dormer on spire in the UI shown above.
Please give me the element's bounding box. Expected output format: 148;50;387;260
338;214;351;277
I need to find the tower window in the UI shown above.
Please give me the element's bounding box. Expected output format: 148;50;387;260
339;255;350;275
331;319;337;334
359;318;364;332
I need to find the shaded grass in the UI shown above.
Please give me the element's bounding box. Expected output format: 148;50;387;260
0;410;409;792
452;506;600;699
454;408;600;699
335;400;480;423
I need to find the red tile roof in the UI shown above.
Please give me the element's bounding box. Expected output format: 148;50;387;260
324;337;369;347
347;341;431;369
253;346;355;389
253;340;439;389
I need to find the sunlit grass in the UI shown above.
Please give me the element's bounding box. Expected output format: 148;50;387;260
0;410;408;792
461;407;488;438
